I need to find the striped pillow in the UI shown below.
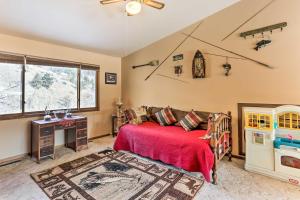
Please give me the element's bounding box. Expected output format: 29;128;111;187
124;109;137;121
179;111;204;131
155;107;177;126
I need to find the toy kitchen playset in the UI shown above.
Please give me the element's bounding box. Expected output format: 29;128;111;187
244;105;300;186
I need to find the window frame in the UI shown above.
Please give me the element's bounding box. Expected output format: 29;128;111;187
245;112;273;130
278;112;300;130
0;52;99;121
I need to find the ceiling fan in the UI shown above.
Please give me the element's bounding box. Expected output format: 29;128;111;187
100;0;165;16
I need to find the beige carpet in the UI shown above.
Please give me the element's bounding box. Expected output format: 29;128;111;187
0;136;300;200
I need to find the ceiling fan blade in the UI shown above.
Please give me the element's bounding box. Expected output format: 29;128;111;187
144;0;165;9
100;0;125;5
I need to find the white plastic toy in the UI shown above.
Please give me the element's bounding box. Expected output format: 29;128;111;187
245;105;300;186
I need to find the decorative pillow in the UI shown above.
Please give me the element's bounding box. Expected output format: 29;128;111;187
124;107;148;125
155;107;177;126
124;109;137;121
179;111;204;131
133;107;148;122
147;107;163;123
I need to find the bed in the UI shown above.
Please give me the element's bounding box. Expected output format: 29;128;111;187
113;108;232;184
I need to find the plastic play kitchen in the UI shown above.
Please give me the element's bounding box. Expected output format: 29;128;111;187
244;105;300;186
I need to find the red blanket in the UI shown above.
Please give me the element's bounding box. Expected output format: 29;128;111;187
113;121;214;182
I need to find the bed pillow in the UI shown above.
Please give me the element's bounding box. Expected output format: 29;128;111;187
124;109;137;121
147;107;163;123
155;107;177;126
124;107;148;125
179;111;204;131
134;107;148;122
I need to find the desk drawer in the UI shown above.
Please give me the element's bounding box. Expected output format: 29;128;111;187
77;137;87;146
40;146;54;157
76;120;87;129
77;129;87;138
40;126;54;137
40;136;54;148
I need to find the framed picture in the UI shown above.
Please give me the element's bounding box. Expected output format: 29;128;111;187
173;54;184;61
105;72;117;84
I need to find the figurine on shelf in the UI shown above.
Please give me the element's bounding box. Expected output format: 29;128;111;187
53;110;66;119
44;106;52;121
66;109;72;118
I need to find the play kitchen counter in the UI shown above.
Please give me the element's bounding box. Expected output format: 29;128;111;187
244;105;300;186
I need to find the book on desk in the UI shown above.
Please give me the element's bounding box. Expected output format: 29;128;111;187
31;115;88;163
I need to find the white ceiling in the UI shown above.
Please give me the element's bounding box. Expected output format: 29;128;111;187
0;0;239;57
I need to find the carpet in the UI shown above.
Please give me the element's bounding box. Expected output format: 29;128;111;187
31;149;204;200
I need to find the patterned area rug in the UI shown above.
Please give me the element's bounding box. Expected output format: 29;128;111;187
31;149;204;200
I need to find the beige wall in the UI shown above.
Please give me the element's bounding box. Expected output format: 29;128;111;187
121;0;300;155
0;33;121;161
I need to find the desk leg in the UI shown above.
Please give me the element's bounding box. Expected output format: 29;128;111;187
64;129;68;148
112;116;115;137
30;123;32;157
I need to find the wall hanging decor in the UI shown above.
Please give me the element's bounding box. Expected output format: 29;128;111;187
174;65;183;76
105;72;117;84
221;0;276;41
145;22;203;81
223;57;232;76
240;22;287;39
173;54;184;62
182;33;274;69
173;54;184;76
145;19;275;82
254;39;272;51
192;50;206;79
132;60;159;69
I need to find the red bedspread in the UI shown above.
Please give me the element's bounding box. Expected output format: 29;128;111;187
113;121;214;182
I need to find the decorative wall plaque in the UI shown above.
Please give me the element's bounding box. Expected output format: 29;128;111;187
192;50;206;79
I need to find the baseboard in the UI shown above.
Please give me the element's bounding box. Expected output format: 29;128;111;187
0;144;65;167
232;154;245;160
0;135;112;167
0;154;27;167
88;134;111;142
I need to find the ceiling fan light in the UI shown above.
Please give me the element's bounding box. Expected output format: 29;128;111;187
126;0;142;15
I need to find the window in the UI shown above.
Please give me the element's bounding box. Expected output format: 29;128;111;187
0;54;23;115
80;69;97;109
278;112;300;130
25;64;78;112
245;112;272;130
0;63;22;115
246;113;258;128
258;114;271;129
0;53;99;119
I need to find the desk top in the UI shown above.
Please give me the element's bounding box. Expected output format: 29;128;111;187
32;115;86;125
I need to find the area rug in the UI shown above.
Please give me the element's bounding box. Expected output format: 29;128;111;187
31;149;205;200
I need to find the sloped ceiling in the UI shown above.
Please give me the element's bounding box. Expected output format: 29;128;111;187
0;0;239;57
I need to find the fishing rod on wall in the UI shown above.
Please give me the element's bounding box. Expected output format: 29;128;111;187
132;0;279;82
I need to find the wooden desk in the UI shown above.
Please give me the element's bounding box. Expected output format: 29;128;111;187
31;116;88;163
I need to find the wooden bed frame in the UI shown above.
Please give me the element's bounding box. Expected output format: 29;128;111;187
121;107;232;185
208;112;232;184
